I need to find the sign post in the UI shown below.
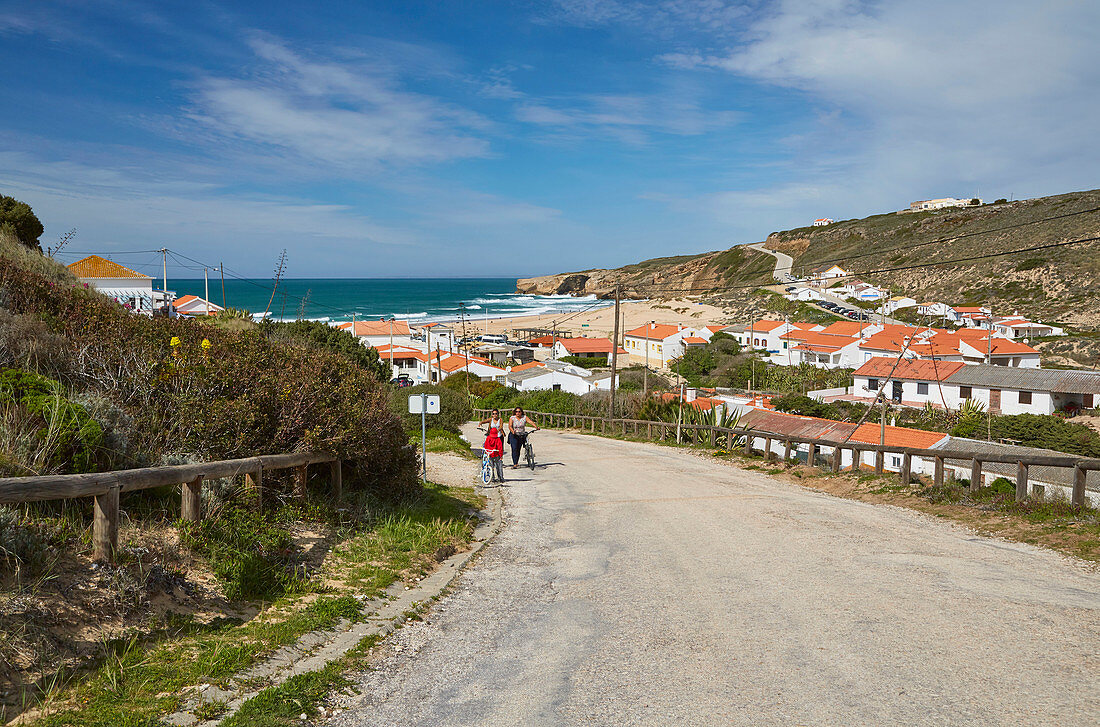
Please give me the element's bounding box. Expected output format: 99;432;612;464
409;394;441;483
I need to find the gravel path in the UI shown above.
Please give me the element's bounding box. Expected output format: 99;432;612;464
328;427;1099;726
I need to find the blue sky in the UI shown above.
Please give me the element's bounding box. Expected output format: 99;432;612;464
1;1;1097;278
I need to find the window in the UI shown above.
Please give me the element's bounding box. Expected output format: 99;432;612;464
959;386;972;400
891;456;901;468
552;384;561;391
1018;390;1032;404
867;378;879;390
917;382;929;395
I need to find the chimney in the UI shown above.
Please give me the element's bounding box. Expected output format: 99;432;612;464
686;388;697;402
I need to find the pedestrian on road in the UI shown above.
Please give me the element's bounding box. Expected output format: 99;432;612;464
508;406;539;469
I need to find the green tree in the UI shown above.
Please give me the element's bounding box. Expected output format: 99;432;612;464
263;319;391;381
0;195;44;251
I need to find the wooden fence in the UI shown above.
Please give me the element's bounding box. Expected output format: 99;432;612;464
0;452;343;561
478;409;1099;508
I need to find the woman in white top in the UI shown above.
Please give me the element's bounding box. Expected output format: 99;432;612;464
479;408;504;434
507;406;540;468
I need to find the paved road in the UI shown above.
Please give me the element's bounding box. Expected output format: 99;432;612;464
748;242;794;282
330;428;1099;727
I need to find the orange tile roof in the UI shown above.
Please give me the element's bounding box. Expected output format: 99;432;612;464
850;423;948;449
175;294;200;306
749;319;786;333
705;325;726;332
527;335;557;346
558;337;627;355
67;255;150;280
337;320;412;337
625;323;682;340
789;321;821;330
818;321;868;337
854;357;966;381
682;336;707;344
509;361;545;372
790;332;861;352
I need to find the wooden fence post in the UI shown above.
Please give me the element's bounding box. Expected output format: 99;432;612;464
295;464;308;501
181;475;202;523
784;440;792;463
763;437;772;461
1072;465;1087;508
831;446;841;472
806;443;816;468
901;452;912;485
93;486;119;562
331;460;343;501
851;448;861;473
710;427;717;448
874;451;884;475
246;468;264;510
647;422;653;439
934;456;944;487
743;433;753;456
1016;461;1028;502
970;459;982;493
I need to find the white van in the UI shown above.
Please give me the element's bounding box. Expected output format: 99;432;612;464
479;334;507;344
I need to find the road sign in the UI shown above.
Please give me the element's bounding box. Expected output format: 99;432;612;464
408;394;441;414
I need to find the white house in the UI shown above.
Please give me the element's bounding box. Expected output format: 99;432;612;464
175;295;224;316
505;361;615;394
623;323;685;367
337;319;415;349
808;264;850;284
834;280;887;301
878;296;918;315
909;197;980;211
847;358;1100;415
67;255;174;316
812;218;834;226
726;320;796;352
551;337;628;360
916;302;960;323
785;286;827;303
991;315;1065;339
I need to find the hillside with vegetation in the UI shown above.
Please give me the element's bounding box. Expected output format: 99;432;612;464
0;202;488;724
766;190;1100;328
518;189;1100;332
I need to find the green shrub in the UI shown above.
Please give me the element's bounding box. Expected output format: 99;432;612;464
559;356;607;369
771;393;837;419
391;384;472;433
0;256;419;500
0;506;51;576
0;368;105;473
440;371;504;398
262;319;391;381
180;507;305;601
0;194;43;251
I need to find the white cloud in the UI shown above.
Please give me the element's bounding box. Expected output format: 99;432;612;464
543;0;749;32
189;35;491;169
650;0;1100;231
516;93;740;143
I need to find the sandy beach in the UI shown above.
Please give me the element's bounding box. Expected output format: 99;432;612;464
448;297;736;340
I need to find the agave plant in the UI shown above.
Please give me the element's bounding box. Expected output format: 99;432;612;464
958;397;987;421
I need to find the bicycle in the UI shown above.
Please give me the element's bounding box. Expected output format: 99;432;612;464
523;435;535;470
479;428;505;484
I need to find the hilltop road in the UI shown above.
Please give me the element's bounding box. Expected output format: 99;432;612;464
748;241;794;281
330;427;1100;727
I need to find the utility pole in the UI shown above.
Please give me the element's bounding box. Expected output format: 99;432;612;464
204;267;211;316
388;316;395;375
435;344;442;385
608;284;621;418
459;305;471;398
880;394;887;447
160;248;168;315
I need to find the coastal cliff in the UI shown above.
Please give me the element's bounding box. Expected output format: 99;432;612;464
516;246;776;299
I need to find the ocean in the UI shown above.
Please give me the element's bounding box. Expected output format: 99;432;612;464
165;277;604;324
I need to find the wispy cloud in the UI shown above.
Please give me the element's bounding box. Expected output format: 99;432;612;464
516;93;740;143
542;0;749;32
188;35;492;170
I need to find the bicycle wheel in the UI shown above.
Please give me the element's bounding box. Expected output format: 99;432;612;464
526;442;535;470
481;454;493;484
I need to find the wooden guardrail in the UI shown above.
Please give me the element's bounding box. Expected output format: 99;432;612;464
477;409;1099;508
0;452;343;561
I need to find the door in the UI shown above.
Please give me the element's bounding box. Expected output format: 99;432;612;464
891;380;903;403
989;388;1001;414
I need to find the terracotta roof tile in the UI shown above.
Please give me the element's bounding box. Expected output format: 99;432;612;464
67;255;150;280
853;357;966;381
